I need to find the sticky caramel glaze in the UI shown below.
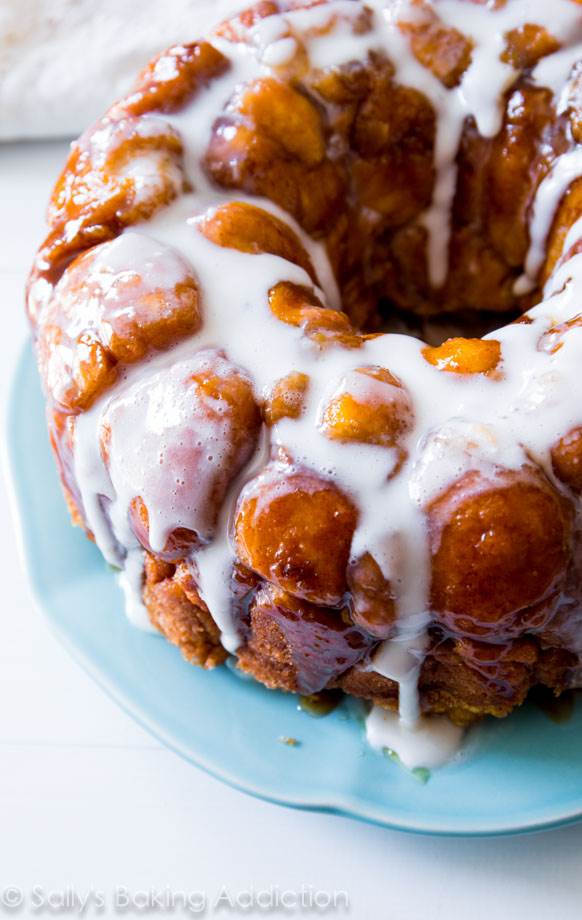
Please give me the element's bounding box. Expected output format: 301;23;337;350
28;0;582;738
236;584;374;694
428;468;573;640
552;427;582;493
234;463;358;607
37;235;201;412
341;631;579;725
26;41;229;325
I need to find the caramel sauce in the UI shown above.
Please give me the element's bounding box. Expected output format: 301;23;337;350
530;686;576;724
298;689;344;717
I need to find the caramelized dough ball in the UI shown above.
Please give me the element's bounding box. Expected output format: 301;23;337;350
486;85;558;271
268;282;363;349
235;463;358;606
129;499;202;562
398;2;473;88
37;234;200;411
502;24;560;69
196;201;316;281
204;78;345;233
428;468;573;638
101;351;261;560
320;365;413;447
46;117;184;229
236;583;374;694
235;78;326;166
31;115;185;296
552;427;582;493
422;337;501;375
119;42;229;116
264;372;310;425
350;64;435;226
541;177;582;283
214;1;281;41
347;553;396;639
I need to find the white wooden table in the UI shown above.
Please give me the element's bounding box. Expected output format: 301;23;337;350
1;141;582;920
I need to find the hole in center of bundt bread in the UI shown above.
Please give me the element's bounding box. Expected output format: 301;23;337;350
378;302;521;346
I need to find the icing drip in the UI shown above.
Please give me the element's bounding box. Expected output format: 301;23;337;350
58;0;582;769
368;613;430;726
517;150;582;291
118;548;155;632
366;704;464;770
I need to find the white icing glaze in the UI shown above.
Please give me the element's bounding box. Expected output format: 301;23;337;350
367;613;430;726
117;547;155;632
51;0;582;769
519;149;582;289
366;704;464;770
533;44;582;103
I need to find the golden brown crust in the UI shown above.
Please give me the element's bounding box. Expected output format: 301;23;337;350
422;337;501;376
268;282;364;348
428;468;573;638
263;372;310;425
30;117;185;306
338;634;578;725
319;366;414;447
234;463;358;606
346;553;396;639
552;427;582;493
196;202;317;282
118;42;230;117
399;0;473;89
236;584;374;693
144;555;226;667
37;241;201;411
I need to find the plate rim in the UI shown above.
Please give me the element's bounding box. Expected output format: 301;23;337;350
6;343;582;838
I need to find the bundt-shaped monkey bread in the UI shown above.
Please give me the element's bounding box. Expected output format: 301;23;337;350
28;0;582;738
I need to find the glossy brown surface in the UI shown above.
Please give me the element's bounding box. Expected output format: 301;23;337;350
263;372;310;425
236;584;374;693
37;240;201;411
347;553;396;639
196;201;317;282
235;463;358;606
428;469;573;639
29;117;186;315
268;282;363;348
552;427;582;493
320;365;413;447
118;41;229;117
422;337;501;375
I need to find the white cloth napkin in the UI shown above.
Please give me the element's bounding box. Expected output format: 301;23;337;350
0;0;246;140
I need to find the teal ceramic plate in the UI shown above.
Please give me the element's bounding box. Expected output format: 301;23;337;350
6;345;582;836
